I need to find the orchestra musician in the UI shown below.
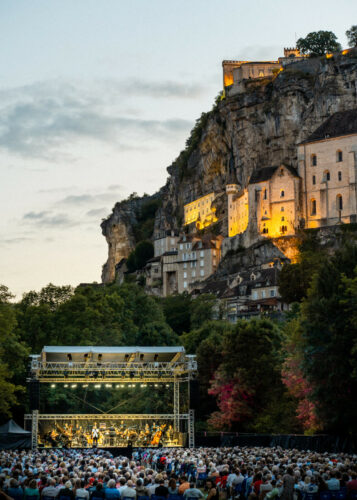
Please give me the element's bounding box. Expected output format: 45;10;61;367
92;422;99;447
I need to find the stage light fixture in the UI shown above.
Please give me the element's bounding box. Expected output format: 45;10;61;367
154;384;158;387
94;384;101;388
166;384;170;387
132;384;136;387
82;384;88;388
115;384;120;388
120;384;125;388
71;384;77;389
64;384;68;388
50;384;56;388
105;383;112;388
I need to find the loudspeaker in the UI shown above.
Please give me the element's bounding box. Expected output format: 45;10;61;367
189;379;199;410
29;380;40;411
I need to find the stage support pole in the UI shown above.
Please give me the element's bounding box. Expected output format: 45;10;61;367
31;410;39;450
188;409;195;448
174;377;179;432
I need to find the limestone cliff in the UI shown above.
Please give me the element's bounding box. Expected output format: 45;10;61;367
101;50;357;282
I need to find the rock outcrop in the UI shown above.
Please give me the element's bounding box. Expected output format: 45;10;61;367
101;51;357;282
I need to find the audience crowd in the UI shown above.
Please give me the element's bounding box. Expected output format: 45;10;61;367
0;447;356;500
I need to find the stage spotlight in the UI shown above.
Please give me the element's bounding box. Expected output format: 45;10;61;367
50;384;56;388
64;384;68;388
132;384;136;387
94;384;101;388
115;384;120;389
154;384;158;387
71;384;77;389
166;384;170;388
105;384;112;388
120;384;125;388
82;384;88;388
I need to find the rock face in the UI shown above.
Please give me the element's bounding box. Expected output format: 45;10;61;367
101;51;357;282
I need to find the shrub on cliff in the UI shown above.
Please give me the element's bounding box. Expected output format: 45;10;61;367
126;240;154;272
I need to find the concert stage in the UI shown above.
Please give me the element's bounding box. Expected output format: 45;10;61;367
27;346;197;449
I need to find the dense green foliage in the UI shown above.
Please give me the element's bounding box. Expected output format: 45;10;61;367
297;31;342;56
346;25;357;47
126;240;154;273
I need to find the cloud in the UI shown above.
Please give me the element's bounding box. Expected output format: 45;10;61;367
86;207;108;218
0;237;33;246
23;211;49;220
109;79;206;99
57;189;123;207
22;210;77;228
0;80;194;159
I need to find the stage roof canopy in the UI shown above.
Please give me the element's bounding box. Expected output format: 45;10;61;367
40;346;187;363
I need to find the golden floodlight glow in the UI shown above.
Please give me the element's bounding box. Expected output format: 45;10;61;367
326;53;333;59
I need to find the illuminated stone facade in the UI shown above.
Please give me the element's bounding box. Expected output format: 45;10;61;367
226;184;249;237
249;165;301;238
297;110;357;228
184;192;217;229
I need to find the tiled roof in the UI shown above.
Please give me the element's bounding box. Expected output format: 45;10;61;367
249;165;299;184
301;109;357;144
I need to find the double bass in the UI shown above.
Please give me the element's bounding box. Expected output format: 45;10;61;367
150;423;166;446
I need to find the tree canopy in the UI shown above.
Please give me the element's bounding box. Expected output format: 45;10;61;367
346;25;357;47
297;31;342;56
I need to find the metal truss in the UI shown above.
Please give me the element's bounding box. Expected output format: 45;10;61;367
29;359;197;383
188;409;195;449
24;413;189;421
173;378;179;432
31;410;39;450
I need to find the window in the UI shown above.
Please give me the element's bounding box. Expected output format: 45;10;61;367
338;171;342;181
186;243;191;249
280;190;285;198
200;250;204;257
311;154;317;166
281;206;284;212
183;263;187;269
312;175;316;185
258;69;264;77
183;272;187;278
337;150;343;162
253;291;258;300
263;188;267;200
200;260;204;267
200;269;204;277
183;281;187;289
179;244;183;250
191;271;196;278
270;289;276;297
324;170;330;182
281;217;285;221
262;290;266;298
311;199;317;216
337;194;343;211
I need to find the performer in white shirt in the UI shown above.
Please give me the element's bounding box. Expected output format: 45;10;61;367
92;422;99;447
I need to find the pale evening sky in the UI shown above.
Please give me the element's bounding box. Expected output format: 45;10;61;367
0;0;356;297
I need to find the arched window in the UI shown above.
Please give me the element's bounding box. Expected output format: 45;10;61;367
336;194;343;211
324;170;330;182
337;150;343;162
280;190;285;198
311;199;317;216
311;154;317;166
